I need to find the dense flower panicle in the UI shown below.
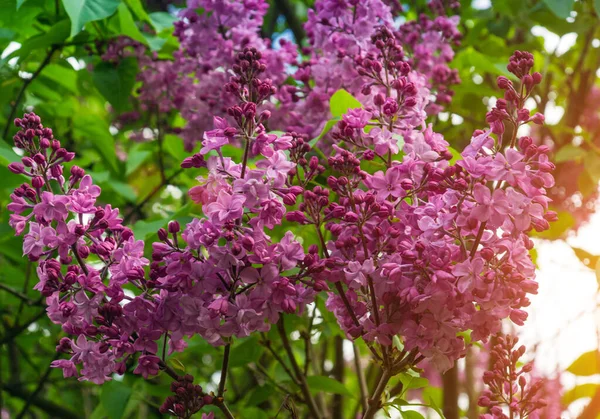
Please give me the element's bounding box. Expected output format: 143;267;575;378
109;0;460;152
6;0;557;415
478;335;547;419
296;49;555;371
272;0;461;138
6;46;324;387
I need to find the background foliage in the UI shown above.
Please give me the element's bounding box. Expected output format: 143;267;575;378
1;0;600;417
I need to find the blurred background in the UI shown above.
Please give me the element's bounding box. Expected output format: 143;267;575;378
1;0;600;417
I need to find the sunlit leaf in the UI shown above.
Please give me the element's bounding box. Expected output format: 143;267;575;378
100;380;132;419
567;351;600;376
329;89;362;118
562;383;599;405
92;57;138;112
62;0;120;37
543;0;574;19
306;376;355;397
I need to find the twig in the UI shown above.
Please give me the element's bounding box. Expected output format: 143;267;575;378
1;381;79;419
362;369;392;419
0;283;40;306
261;334;301;386
276;318;322;419
353;342;369;414
0;309;48;345
3;46;59;142
16;352;60;419
122;168;184;224
218;344;231;397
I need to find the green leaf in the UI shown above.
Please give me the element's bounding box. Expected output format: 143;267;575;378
595;0;600;17
329;89;362;118
229;337;264;368
132;218;169;240
9;19;70;61
399;374;428;392
567;351;600;376
39;64;79;93
562;383;599;405
126;147;152;175
92;56;138;112
62;0;120;37
532;211;573;240
99;380;132;419
108;3;148;45
73;115;118;173
169;358;186;372
305;376;354;398
124;0;151;24
448;146;461;164
543;0;574;19
571;247;599;270
309;118;339;147
16;0;27;9
149;11;176;32
401;411;425;419
555;145;586;163
164;134;186;162
0;141;21;166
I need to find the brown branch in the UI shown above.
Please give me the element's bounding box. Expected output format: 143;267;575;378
1;382;79;419
122;168;184;224
3;46;59;142
276;318;322;419
442;364;459;419
0;283;40;306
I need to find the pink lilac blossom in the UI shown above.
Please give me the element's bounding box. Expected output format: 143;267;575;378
7;47;320;396
6;3;555;415
478;334;548;419
294;49;556;372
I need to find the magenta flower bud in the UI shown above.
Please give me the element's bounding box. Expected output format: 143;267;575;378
168;221;180;234
22;157;34;167
496;99;507;110
530;112;545;125
181;157;194;168
289;186;303;195
517;108;530;122
70;165;85;178
480;247;494;261
203;395;214;405
530;176;545;188
31;176;45;189
259;110;271;122
121;228;133;240
497;76;510;89
532;71;542;84
78;245;90;259
56;337;72;353
283;194;297;205
157;228;168;241
39;137;50;148
51;139;61;150
374;93;386;106
286;211;308;224
33;153;45;165
537;144;550;154
8;162;25;174
343;211;359;222
404;97;417;107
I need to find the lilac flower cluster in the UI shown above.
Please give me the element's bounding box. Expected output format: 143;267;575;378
5;1;557;416
106;0;461;152
293;49;555;371
7;46;323;388
478;334;548;419
273;0;461;138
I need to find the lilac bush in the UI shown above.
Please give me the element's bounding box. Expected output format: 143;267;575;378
5;1;557;418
